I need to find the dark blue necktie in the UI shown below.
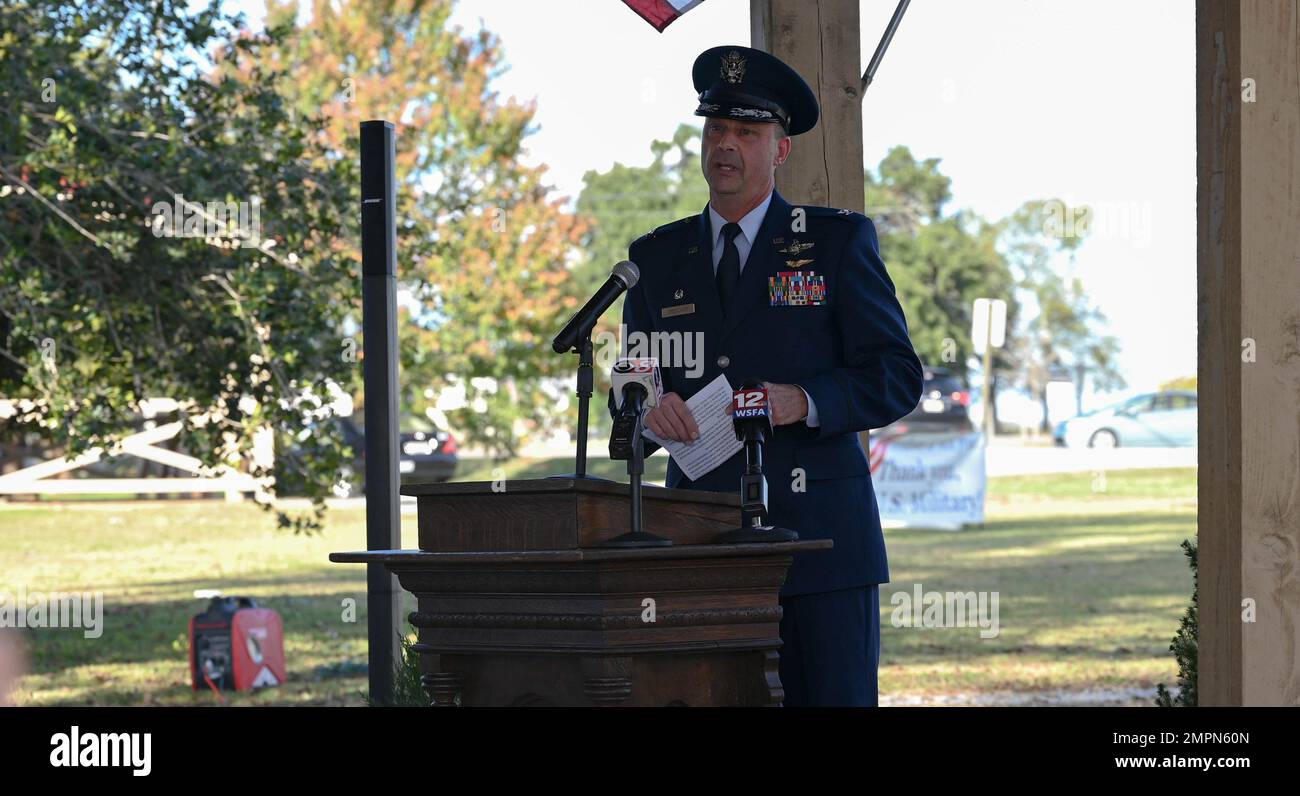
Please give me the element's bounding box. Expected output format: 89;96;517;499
716;222;742;314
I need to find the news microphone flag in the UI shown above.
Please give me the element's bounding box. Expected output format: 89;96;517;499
622;0;705;32
612;358;663;410
732;385;771;421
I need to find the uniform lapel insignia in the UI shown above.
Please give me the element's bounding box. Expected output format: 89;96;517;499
778;240;814;255
768;270;828;306
785;258;815;269
687;245;699;254
673;288;685;300
771;236;785;246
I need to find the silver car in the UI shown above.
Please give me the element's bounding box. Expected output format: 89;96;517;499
1054;390;1198;448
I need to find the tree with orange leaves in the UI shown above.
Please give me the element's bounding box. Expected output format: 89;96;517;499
231;0;590;455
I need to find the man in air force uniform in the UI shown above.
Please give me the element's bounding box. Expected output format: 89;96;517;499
615;46;923;706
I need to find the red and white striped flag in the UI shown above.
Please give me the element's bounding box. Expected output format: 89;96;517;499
622;0;706;32
868;437;891;475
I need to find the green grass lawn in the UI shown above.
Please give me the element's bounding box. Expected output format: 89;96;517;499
880;468;1195;702
0;501;413;706
0;466;1195;706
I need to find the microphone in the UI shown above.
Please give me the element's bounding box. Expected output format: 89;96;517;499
728;379;772;526
552;261;640;353
731;380;773;444
715;379;799;544
611;357;662;414
609;358;660;461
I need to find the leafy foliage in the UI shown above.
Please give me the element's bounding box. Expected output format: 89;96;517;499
362;632;429;707
1156;538;1198;706
576;124;710;296
574;137;1128;435
867;146;1016;382
1160;375;1197;392
2;0;593;537
1;0;356;531
236;0;590;456
1000;199;1125;428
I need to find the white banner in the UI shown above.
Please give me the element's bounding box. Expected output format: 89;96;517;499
869;430;986;530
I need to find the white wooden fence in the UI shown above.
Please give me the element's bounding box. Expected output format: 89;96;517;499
0;399;272;502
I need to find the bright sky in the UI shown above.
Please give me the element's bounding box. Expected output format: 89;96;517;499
231;0;1198;410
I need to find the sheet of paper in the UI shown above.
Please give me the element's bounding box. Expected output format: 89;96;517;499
641;373;742;481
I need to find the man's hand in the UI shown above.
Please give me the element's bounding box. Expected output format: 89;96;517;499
762;382;809;426
644;392;700;443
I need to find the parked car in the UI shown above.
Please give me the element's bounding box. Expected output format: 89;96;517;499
343;413;458;492
873;365;973;437
280;412;458;496
1054;390;1197;448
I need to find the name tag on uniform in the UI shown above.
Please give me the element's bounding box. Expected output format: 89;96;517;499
768;271;827;306
661;303;696;318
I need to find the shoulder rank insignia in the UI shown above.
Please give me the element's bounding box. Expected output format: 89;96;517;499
769;270;827;306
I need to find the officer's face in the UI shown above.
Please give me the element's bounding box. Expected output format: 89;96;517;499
701;118;789;197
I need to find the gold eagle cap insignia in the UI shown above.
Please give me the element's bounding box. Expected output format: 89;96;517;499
720;50;746;84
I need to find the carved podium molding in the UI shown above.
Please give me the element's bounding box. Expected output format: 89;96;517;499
332;478;831;707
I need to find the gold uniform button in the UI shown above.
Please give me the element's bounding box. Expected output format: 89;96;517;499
717;355;730;368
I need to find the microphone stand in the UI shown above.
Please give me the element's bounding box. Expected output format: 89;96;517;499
714;427;798;544
548;334;610;481
602;387;671;548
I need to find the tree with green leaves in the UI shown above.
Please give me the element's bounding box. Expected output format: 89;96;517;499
576;123;709;296
866;146;1017;389
1000;199;1126;429
3;0;590;535
570;124;708;438
1;0;356;531
235;0;589;457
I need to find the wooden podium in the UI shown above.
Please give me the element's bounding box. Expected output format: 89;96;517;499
331;477;830;706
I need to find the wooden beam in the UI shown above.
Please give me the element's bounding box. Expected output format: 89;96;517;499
751;0;864;212
1197;0;1300;705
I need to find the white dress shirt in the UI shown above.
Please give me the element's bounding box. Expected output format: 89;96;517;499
708;192;771;275
707;192;821;428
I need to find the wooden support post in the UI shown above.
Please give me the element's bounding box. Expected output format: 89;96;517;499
751;0;865;212
1197;0;1300;705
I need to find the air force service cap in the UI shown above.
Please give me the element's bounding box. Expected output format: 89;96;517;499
692;45;819;136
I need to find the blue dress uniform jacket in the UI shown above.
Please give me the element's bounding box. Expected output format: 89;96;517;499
618;190;923;597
